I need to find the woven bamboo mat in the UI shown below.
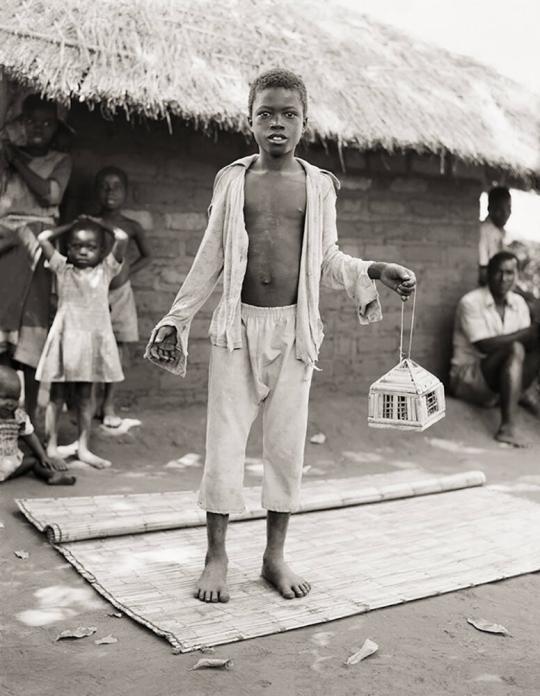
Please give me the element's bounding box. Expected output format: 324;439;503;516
16;470;484;543
15;475;540;653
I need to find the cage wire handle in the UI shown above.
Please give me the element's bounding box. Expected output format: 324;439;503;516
399;288;417;361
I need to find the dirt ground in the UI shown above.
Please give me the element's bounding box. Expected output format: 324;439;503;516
1;387;540;696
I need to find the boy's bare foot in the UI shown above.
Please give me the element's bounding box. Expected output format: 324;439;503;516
262;555;311;599
495;424;528;448
78;446;112;469
103;414;122;428
194;555;230;603
34;463;76;486
102;405;122;428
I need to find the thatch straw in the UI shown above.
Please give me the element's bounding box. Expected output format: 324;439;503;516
0;0;538;177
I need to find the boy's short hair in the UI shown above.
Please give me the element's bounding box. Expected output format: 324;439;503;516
94;166;129;190
248;68;308;117
488;186;511;208
487;250;518;276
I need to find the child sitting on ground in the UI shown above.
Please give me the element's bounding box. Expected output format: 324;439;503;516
147;68;415;604
0;365;75;485
94;166;151;427
34;216;128;468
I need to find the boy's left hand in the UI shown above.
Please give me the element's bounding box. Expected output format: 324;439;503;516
380;263;416;300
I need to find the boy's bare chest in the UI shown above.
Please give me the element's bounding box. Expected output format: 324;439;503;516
244;174;306;235
244;174;306;258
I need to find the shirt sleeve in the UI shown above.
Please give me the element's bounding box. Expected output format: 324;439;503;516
515;295;532;330
46;249;68;275
102;252;123;281
458;296;492;343
144;169;226;376
15;408;34;437
319;177;382;325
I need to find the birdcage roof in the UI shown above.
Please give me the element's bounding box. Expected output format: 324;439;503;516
369;359;442;395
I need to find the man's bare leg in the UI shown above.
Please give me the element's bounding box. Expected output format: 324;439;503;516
195;512;230;603
76;382;111;468
482;342;528;446
262;511;311;599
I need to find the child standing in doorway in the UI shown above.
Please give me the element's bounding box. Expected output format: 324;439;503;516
94;166;151;427
147;69;416;603
35;216;128;468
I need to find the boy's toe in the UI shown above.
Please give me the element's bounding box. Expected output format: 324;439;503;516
210;592;219;603
219;589;230;603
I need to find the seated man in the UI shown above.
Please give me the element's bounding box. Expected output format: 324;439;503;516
450;251;540;447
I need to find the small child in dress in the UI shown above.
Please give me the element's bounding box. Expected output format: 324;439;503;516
0;365;75;485
35;216;128;469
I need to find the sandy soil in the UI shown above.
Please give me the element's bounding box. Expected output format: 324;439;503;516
1;388;540;696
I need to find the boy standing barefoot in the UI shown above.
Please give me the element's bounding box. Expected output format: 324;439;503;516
147;69;415;603
95;167;151;427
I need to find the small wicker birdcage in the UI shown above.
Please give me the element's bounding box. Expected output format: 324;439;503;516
368;291;445;431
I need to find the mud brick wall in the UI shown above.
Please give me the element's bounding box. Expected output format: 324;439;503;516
65;107;481;405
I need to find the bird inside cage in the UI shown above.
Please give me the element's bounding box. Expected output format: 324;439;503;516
368;291;445;431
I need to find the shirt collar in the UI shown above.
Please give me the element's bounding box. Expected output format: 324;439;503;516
484;287;519;310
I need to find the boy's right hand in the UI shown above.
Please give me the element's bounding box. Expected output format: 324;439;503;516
149;325;178;362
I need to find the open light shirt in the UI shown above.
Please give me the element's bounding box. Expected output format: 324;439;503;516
478;217;508;268
145;155;382;376
452;286;530;367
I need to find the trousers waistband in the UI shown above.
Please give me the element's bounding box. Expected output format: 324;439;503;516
241;302;297;318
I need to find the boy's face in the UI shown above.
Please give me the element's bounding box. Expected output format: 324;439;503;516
68;228;102;268
488;197;511;229
249;88;306;157
97;173;127;211
23;107;58;148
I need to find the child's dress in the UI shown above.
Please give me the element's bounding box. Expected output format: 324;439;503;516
36;251;124;383
0;407;33;482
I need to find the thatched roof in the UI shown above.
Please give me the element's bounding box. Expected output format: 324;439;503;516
1;0;538;178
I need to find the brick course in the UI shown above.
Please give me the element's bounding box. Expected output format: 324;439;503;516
65;107;480;405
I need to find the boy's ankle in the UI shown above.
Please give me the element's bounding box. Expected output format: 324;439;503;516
263;549;285;563
205;551;228;563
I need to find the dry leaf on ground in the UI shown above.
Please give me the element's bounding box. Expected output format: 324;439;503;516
467;618;509;636
190;658;233;671
14;550;29;559
95;635;118;645
56;626;97;641
345;639;379;665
